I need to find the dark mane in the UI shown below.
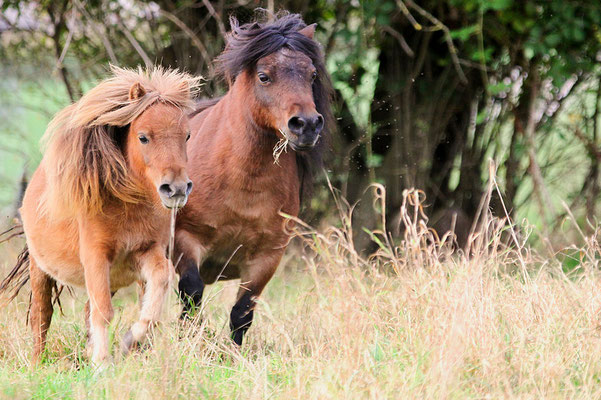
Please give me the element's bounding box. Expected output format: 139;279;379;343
215;11;334;203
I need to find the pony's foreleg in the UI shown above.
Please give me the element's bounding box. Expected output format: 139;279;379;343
29;257;54;364
83;291;116;353
177;256;204;319
120;246;174;354
174;232;205;319
81;247;114;366
230;250;283;346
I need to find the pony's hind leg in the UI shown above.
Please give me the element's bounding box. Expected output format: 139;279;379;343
121;245;173;354
230;250;282;346
29;257;54;364
230;288;255;346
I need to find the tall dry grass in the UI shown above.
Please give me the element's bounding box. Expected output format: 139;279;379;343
1;167;601;398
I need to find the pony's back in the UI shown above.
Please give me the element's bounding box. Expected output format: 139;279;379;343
189;97;222;119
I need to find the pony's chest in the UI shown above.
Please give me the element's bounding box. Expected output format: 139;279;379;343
101;217;170;290
204;213;289;267
224;192;280;221
213;193;286;236
219;174;299;221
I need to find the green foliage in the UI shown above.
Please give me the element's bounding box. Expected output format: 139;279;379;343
1;0;601;244
329;47;380;130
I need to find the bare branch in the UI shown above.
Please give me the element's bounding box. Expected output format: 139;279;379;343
523;68;555;228
477;11;489;90
73;0;118;64
458;58;493;72
159;9;212;71
201;0;227;40
394;0;422;30
381;26;414;57
56;10;76;66
47;2;78;102
399;0;468;84
573;126;601;161
116;14;152;67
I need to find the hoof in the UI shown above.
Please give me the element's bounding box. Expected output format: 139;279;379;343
86;343;93;361
90;355;112;372
120;329;135;355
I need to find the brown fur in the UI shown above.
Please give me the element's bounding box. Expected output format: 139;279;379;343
7;66;201;365
177;69;303;275
175;14;334;345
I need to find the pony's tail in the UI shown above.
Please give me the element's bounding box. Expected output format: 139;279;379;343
0;227;67;320
0;245;30;306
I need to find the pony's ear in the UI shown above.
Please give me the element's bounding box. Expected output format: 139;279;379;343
298;23;317;39
128;82;146;101
177;80;190;95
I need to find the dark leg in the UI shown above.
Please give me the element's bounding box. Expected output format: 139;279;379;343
29;258;54;364
177;257;204;318
230;291;255;346
229;250;283;346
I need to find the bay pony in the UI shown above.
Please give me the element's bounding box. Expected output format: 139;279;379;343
176;13;334;345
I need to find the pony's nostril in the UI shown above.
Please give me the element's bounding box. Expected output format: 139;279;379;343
314;115;324;130
186;181;193;195
159;183;174;197
288;116;306;134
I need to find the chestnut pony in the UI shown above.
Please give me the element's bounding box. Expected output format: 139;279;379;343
175;13;334;345
1;66;200;365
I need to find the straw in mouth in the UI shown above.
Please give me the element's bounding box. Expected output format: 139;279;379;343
167;198;182;269
273;129;289;165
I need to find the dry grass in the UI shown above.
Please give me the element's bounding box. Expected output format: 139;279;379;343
272;133;289;165
1;177;601;399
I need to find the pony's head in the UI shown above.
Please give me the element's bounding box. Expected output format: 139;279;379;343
216;12;334;154
42;66;201;217
125;85;193;209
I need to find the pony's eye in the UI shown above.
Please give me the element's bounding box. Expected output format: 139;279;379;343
139;135;149;144
311;71;317;82
258;72;271;84
186;133;191;141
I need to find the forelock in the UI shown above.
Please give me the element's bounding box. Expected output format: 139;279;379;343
215;12;322;83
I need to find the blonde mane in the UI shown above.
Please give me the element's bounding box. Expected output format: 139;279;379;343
41;65;202;218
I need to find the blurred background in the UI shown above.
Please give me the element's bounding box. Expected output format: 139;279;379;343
0;0;600;251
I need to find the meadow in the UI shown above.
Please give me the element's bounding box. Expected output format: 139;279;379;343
1;184;601;399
